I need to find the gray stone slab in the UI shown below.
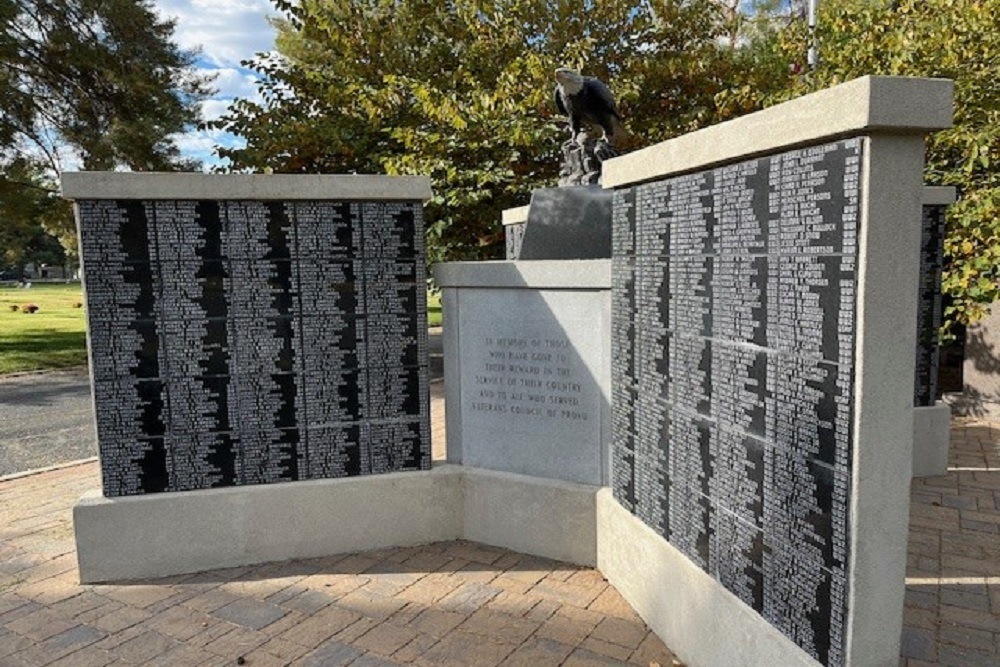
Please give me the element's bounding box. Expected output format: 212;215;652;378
61;172;432;201
518;186;612;260
603;76;953;188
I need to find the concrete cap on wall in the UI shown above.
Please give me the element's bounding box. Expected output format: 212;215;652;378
60;172;433;202
432;259;611;289
502;206;530;226
603;75;954;189
922;185;957;205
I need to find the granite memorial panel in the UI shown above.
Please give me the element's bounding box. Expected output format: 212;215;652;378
611;138;861;666
78;197;430;497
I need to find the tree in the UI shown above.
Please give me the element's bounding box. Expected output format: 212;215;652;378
0;0;212;173
1;0;211;268
740;0;1000;335
0;159;65;276
213;0;756;263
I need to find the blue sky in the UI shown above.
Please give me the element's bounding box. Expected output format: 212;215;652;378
152;0;279;170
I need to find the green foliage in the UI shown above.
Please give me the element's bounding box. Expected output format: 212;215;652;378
753;0;1000;334
0;159;66;272
0;0;211;172
214;0;754;263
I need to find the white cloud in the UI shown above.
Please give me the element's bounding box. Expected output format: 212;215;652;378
209;67;265;100
151;1;277;168
153;0;279;68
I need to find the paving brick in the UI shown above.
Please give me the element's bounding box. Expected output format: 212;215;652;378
253;636;310;662
108;629;181;663
202;625;269;658
458;608;540;645
938;645;998;667
392;633;437;663
580;636;634;661
437;582;501;615
563;648;628;666
335;590;409;620
354;621;418;656
333;616;380;643
500;637;576;666
299;638;363;667
98;584;178;609
279;589;336;615
590;616;647;650
212;598;287;630
5;607;79;641
629;632;676;665
145;604;221;641
406;608;467;638
939;624;996;654
900;626;937;661
414;629;515;667
531;577;604;609
279;606;360;648
353;654;406;667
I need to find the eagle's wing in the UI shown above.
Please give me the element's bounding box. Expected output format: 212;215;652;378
553;85;567;116
583;77;619;116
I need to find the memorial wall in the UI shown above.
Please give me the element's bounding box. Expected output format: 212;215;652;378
914;201;947;407
77;196;430;497
611;138;861;666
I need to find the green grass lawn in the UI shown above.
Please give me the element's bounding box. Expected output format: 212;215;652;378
0;282;443;374
0;283;88;374
428;290;442;327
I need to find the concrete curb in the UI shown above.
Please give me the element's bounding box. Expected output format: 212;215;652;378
0;457;98;483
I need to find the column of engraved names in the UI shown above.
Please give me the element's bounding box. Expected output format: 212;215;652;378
707;158;769;613
762;140;859;667
224;201;303;485
665;171;714;569
153;200;239;491
611;187;638;512
914;203;946;406
632;180;671;535
293;201;364;479
79;200;169;496
359;202;430;474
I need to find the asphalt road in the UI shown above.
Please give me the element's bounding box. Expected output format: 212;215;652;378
0;329;444;477
0;368;97;477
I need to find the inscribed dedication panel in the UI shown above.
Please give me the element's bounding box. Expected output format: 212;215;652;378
78;199;430;497
610;138;861;666
457;289;606;485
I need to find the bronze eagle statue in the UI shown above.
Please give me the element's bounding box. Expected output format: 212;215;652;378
553;68;626;146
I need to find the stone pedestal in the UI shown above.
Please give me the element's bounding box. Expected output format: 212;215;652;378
912;403;951;477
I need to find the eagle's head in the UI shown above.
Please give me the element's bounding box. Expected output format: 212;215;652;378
554;67;584;95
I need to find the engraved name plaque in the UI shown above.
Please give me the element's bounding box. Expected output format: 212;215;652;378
611;139;861;666
77;194;430;497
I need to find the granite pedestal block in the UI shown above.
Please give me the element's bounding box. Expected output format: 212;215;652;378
433;260;611;486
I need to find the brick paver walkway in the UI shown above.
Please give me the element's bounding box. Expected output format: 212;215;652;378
2;389;998;665
0;384;677;666
902;420;1000;667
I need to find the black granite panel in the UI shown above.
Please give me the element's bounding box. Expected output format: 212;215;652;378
78;197;430;497
610;138;861;666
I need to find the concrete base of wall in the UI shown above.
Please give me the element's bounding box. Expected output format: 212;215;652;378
595;489;821;667
74;464;599;584
913;403;951;478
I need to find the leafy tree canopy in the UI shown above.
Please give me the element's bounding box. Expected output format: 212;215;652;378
0;0;212;263
0;158;65;273
0;0;211;172
728;0;1000;334
213;0;766;263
